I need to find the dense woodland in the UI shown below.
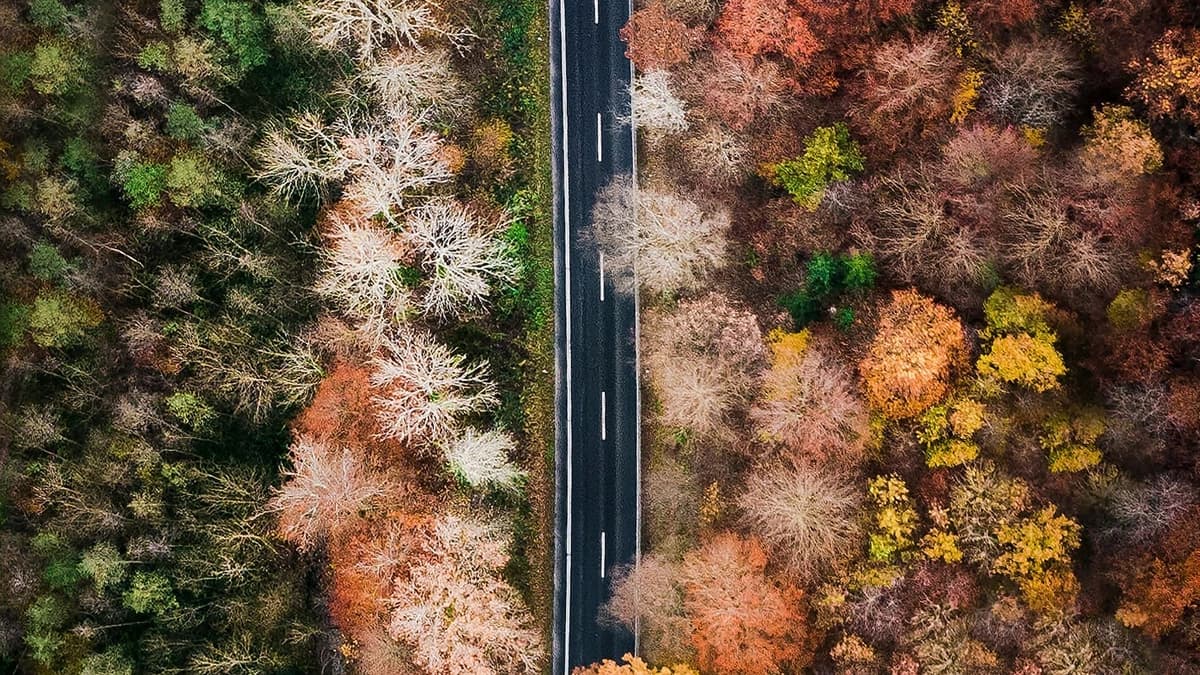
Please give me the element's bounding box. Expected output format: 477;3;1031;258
583;0;1200;673
0;0;553;673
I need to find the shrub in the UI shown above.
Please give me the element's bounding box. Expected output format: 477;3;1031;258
166;152;221;208
859;290;968;418
767;124;865;210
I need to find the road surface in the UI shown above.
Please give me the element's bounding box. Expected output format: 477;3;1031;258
550;0;639;672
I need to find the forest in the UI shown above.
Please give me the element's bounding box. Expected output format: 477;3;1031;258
0;0;553;673
582;0;1200;673
3;0;1200;673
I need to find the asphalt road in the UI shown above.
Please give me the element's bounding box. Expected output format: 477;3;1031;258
550;0;639;672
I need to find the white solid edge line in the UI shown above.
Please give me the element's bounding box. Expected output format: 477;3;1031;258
559;0;572;669
597;112;603;162
601;391;607;440
600;531;606;577
628;0;642;653
599;252;605;302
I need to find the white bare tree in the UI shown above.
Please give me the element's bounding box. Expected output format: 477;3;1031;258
268;436;397;551
313;209;414;323
370;328;499;445
255;112;341;199
591;177;729;294
442;428;526;492
302;0;474;62
403;200;519;319
332;114;454;217
628;70;688;137
362;47;470;122
388;513;544;674
685;123;749;187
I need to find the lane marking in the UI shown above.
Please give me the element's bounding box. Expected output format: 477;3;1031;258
601;391;607;440
600;531;606;577
558;0;573;669
597;113;603;162
599;252;605;302
594;0;599;23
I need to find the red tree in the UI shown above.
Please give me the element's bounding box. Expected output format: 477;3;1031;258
681;534;812;674
713;0;822;69
619;3;702;71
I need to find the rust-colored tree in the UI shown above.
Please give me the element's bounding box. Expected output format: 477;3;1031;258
1115;506;1200;639
680;534;813;674
713;0;821;69
859;290;968;419
619;3;702;71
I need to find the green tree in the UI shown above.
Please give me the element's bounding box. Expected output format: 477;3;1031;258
29;41;81;95
27;291;103;348
79;542;127;592
199;0;268;77
166;102;206;140
28;240;70;281
28;0;69;30
121;161;168;209
768;123;864;209
123;571;180;616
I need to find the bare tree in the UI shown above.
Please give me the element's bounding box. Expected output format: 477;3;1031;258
442;428;526;492
332;114;454;217
388;514;543;674
858;36;957;132
302;0;474;62
602;554;693;664
684;123;749;188
981;40;1079;129
591;177;729;294
628;70;688;138
643;293;764;440
371;328;499;445
739;461;861;578
402;200;518;319
313;209;414;323
865;171;994;300
362;47;470;122
269;436;397;551
255;112;341;199
750;343;868;466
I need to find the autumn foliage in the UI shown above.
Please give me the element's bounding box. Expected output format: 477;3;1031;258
859;290;968;418
619;4;702;71
713;0;821;68
681;534;812;674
